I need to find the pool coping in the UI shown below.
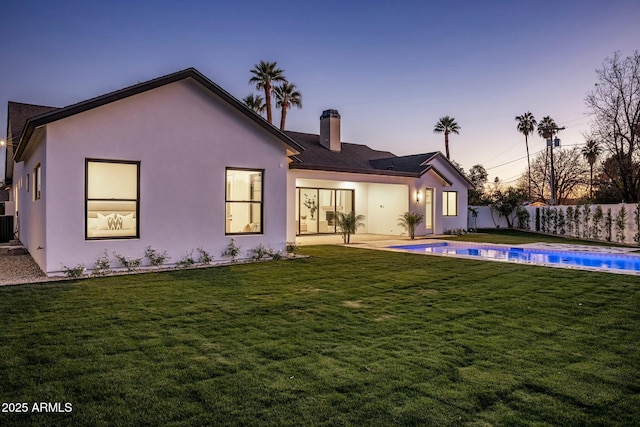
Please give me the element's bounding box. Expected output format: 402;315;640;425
352;238;640;276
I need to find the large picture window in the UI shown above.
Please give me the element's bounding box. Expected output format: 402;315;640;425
86;159;140;239
443;191;458;216
226;168;263;234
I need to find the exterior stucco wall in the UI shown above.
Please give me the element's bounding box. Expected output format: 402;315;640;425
41;79;289;275
422;156;470;233
12;131;47;271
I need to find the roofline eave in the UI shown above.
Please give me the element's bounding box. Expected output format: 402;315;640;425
289;163;420;178
13;68;303;161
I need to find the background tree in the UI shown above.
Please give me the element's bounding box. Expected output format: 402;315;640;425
585;50;640;202
243;94;266;114
581;138;602;199
515;111;537;198
521;147;589;204
467;164;488;205
433;116;460;160
537;116;560;203
488;187;528;228
537;116;558;139
274;82;302;131
249;61;286;125
594;155;640;203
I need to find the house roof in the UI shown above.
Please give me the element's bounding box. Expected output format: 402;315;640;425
11;68;304;162
285;131;406;175
286;130;473;187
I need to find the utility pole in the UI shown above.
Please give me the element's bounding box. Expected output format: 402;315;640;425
543;126;565;205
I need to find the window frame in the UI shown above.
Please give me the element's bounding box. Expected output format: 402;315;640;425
225;167;264;235
85;158;141;240
442;191;458;216
295;186;355;235
33;164;41;201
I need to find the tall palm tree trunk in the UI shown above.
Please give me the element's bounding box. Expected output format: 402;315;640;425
445;131;450;159
280;106;287;130
264;83;273;124
525;134;531;198
589;163;594;199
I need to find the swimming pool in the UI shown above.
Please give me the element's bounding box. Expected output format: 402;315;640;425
387;242;640;274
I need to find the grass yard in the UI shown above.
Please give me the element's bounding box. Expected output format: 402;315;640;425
1;242;639;426
443;228;631;246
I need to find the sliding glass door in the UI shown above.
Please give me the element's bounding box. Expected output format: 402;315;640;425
296;187;354;235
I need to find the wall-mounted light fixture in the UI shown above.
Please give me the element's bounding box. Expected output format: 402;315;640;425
1;137;17;149
416;190;422;203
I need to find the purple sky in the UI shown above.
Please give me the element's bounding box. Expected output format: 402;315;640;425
2;0;639;184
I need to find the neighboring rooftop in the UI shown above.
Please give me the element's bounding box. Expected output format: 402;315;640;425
7;101;59;142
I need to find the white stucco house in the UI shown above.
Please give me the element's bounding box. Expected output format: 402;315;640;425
3;68;472;276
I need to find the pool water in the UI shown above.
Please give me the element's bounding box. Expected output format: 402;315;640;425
388;242;640;274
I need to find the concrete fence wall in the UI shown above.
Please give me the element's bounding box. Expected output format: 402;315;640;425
468;203;639;245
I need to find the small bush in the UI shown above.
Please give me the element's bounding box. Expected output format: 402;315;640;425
615;206;627;243
573;207;581;238
221;239;241;262
582;204;591;239
605;209;613;242
566;207;574;235
93;251;112;276
269;250;283;261
144;246;171;268
516;207;530;230
634;202;640;245
61;264;86;278
557;209;566;235
175;251;196;268
540;208;547;233
444;228;466;236
249;243;270;260
113;252;142;272
196;247;213;265
592;205;603;240
286;242;299;256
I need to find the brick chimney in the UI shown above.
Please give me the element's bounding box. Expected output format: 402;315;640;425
320;109;341;151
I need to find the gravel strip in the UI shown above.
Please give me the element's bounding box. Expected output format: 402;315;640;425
0;254;48;286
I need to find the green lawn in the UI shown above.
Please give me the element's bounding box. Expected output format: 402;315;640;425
443;228;632;246
1;243;639;426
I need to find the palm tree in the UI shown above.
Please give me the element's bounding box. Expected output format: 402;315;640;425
537;116;558;139
274;82;302;131
581;139;602;199
398;211;424;239
537;116;559;204
249;61;286;125
336;212;365;244
433;116;460;160
242;94;266;114
515;111;537;198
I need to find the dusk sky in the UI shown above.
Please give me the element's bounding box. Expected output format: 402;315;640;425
2;0;639;184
